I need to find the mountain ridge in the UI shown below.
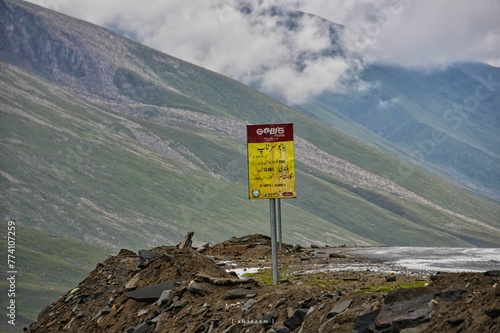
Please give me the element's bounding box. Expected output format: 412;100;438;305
302;63;500;200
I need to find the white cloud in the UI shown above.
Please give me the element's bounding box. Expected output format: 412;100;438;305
305;0;500;68
26;0;500;103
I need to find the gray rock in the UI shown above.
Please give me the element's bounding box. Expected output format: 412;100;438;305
137;250;158;268
132;322;152;333
284;308;308;330
187;280;210;296
136;308;148;317
447;315;465;325
178;231;194;251
91;304;112;321
384;287;433;304
385;275;397;282
194;242;210;251
429;272;452;281
125;273;141;290
485;308;500;319
375;293;434;332
152;312;169;331
438;289;466;302
138;248;157;260
101;304;111;314
484;270;500;276
276;297;286;308
157;289;172;306
242;299;258;314
326;299;352;318
38;305;52;320
329;253;347;258
126;280;180;302
259;311;278;325
169;300;187;309
298;296;316;308
354;308;380;333
138;249;156;260
224;288;256;300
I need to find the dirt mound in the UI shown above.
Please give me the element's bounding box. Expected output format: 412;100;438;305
26;234;500;332
203;234;274;260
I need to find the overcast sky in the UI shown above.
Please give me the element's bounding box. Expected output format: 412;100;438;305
27;0;500;104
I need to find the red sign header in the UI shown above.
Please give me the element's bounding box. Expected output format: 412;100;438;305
247;123;294;143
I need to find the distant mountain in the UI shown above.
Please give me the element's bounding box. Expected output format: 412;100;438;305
299;63;500;201
1;0;500;250
213;6;500;201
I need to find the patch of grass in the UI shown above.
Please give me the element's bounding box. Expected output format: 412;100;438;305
244;268;275;285
245;268;342;288
245;267;428;293
356;280;428;293
289;272;343;289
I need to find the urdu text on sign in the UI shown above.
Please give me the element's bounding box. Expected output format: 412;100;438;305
247;123;296;200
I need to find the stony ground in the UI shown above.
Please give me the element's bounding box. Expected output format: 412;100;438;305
26;234;500;332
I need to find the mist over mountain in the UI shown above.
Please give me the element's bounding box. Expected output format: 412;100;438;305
299;63;500;200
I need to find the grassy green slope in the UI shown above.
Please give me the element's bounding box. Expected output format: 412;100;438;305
123;46;500;237
1;63;374;248
3;60;499;249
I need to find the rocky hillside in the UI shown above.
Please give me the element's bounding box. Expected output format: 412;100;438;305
25;234;500;333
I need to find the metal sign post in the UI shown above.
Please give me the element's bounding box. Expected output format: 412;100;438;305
247;123;295;284
277;198;282;251
269;198;279;284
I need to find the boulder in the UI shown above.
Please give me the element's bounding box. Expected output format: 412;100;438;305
375;293;434;332
284;308;308;330
242;299;258;314
354;308;380;333
126;280;181;302
326;299;352;318
224;288;257;300
137;250;158;269
178;231;194;251
438;289;466;302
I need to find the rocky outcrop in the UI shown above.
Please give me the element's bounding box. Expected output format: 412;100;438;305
25;235;500;333
354;273;500;333
0;0;124;100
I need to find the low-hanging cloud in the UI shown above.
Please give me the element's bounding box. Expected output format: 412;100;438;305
26;0;500;104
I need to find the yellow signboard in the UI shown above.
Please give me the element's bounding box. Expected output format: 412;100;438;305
247;123;296;200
